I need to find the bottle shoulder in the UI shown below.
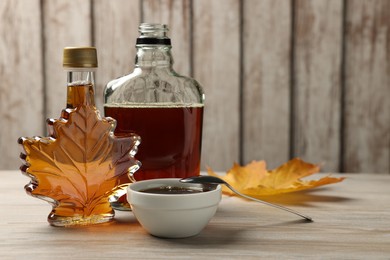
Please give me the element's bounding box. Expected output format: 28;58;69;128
104;68;204;105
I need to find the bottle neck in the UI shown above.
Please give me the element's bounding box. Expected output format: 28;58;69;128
135;45;173;68
66;70;96;108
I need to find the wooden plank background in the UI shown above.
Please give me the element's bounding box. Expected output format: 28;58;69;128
293;0;343;172
0;0;389;173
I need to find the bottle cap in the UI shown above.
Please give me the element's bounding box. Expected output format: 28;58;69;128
136;23;171;45
63;47;98;68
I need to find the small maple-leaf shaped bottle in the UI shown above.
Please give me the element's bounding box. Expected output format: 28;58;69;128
18;47;141;226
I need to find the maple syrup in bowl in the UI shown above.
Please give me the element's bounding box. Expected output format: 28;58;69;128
127;178;221;238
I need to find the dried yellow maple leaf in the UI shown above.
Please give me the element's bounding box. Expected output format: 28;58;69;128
207;158;345;197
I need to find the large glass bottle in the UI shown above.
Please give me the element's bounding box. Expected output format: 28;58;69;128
104;23;204;182
18;47;140;226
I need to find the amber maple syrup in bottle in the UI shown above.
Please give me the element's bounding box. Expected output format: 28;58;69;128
104;24;204;210
19;47;140;226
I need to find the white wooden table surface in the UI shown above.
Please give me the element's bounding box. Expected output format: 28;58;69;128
1;171;389;259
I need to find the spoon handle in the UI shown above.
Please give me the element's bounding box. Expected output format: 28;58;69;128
224;183;313;222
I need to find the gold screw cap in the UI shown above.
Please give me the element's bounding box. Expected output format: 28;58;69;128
63;47;98;68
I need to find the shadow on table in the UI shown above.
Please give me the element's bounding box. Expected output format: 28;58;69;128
224;187;354;207
156;219;312;246
40;211;141;233
152;224;245;246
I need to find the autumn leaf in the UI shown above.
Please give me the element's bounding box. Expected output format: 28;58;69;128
19;105;140;219
207;158;344;197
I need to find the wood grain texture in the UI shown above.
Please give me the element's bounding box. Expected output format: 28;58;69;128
293;0;343;172
0;1;388;173
142;0;191;76
0;0;43;170
93;0;140;112
42;0;92;118
2;171;390;259
344;0;390;173
193;0;241;170
242;0;291;169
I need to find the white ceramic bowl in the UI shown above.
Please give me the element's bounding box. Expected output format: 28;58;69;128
127;178;222;238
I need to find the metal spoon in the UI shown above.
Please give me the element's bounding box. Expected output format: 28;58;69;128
180;175;313;222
